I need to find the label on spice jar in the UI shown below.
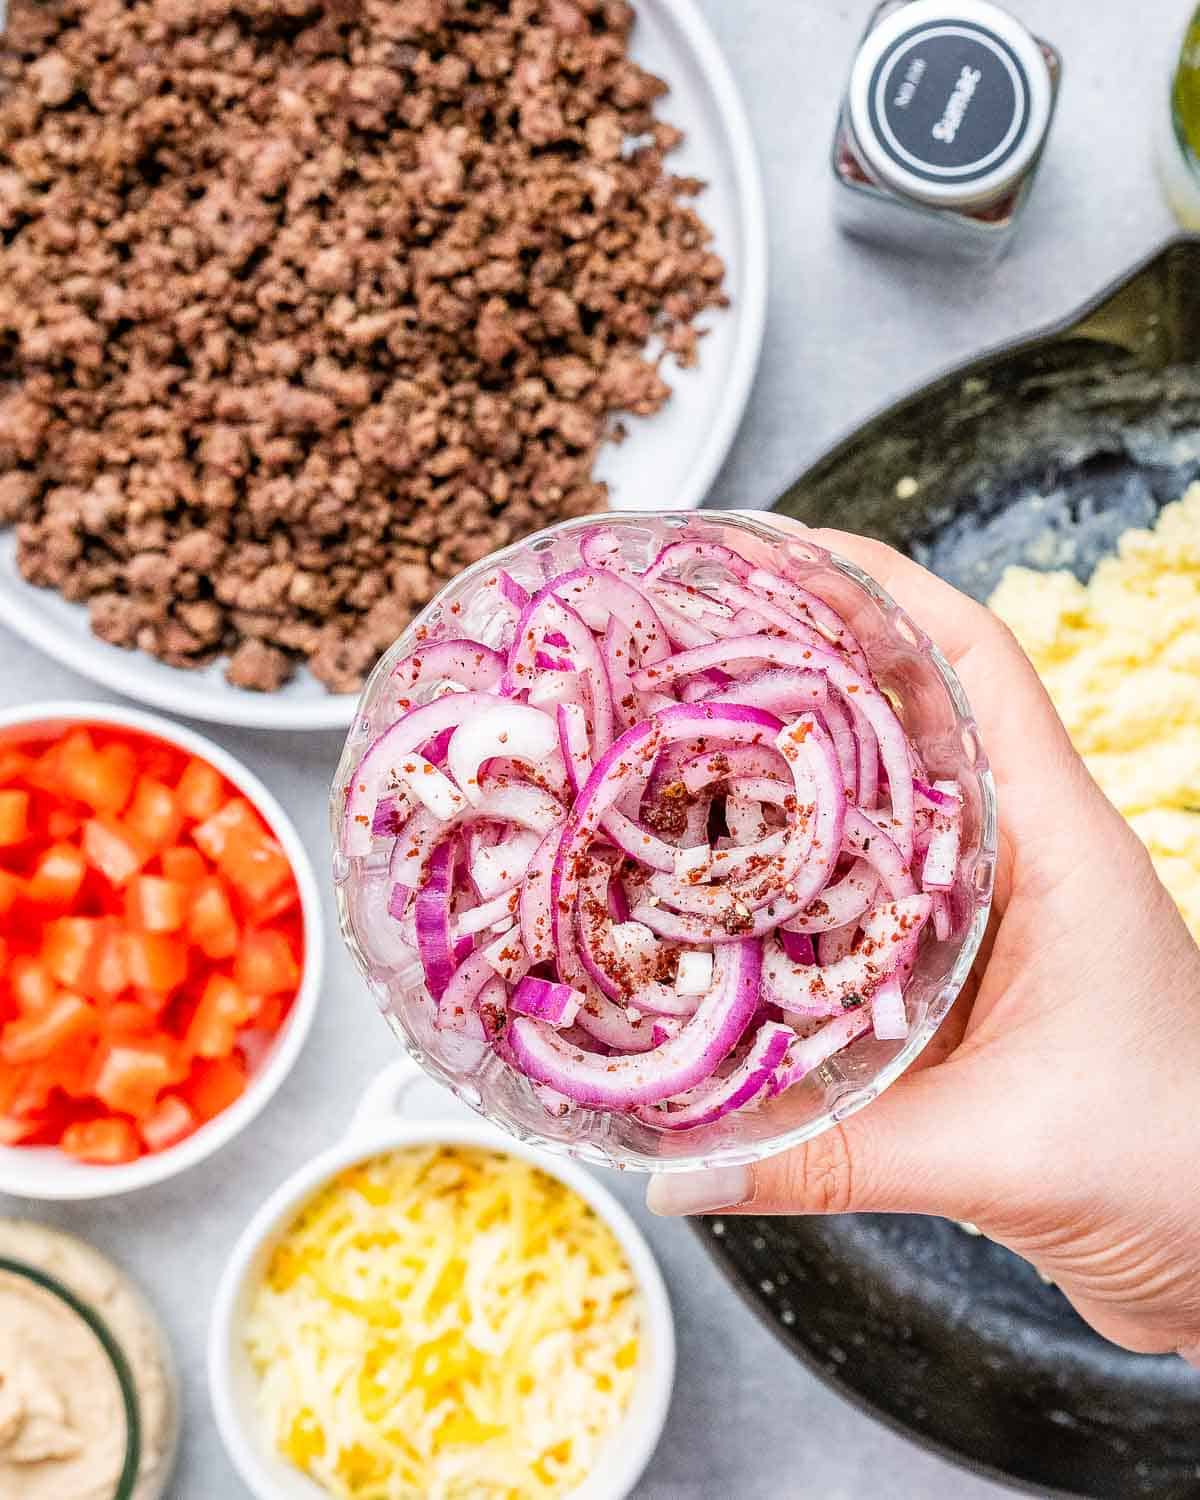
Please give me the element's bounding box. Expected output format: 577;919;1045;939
847;0;1053;209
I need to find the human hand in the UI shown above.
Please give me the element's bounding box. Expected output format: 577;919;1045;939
646;521;1200;1364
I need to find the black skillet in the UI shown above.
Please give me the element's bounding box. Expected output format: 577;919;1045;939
695;237;1200;1500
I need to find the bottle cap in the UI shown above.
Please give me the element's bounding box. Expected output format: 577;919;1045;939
847;0;1053;209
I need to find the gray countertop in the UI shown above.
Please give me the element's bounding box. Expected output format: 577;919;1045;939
0;1;1181;1496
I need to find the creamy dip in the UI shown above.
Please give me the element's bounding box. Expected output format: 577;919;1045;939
0;1223;176;1500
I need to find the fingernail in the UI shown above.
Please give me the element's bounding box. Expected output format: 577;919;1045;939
646;1166;753;1217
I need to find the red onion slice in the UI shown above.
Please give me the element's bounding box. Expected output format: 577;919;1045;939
390;640;505;700
447;703;559;804
636;1021;793;1130
761;895;932;1017
633;637;915;860
871;976;908;1040
507;940;761;1108
769;1008;875;1096
416;839;459;1001
511;976;583;1028
342;690;501;855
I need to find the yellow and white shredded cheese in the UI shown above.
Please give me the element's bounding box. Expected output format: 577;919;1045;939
245;1146;641;1500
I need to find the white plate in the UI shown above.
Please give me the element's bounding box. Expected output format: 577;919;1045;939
0;0;765;732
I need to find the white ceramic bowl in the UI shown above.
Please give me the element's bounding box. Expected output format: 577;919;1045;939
0;0;764;735
210;1056;676;1500
0;700;323;1200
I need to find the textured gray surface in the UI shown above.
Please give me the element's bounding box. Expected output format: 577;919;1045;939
0;2;1180;1496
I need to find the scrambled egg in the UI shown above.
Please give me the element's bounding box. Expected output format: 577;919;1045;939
989;483;1200;942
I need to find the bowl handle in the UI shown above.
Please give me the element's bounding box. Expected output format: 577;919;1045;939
346;1055;480;1138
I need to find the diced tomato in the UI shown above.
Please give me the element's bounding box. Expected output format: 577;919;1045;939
0;726;292;1161
175;758;225;821
125;875;186;934
139;1094;196;1153
47;808;81;840
160;846;208;885
10;957;55;1011
186;974;254;1059
186;877;239;960
62;741;137;815
192;798;260;861
43;917;101;990
182;1053;247;1121
61;1118;141;1164
125;776;184;852
104;1001;159;1033
245;880;300;925
124;933;187;995
249;992;288;1032
219;830;291;905
27;842;87;908
234;929;300;995
90;1037;184;1117
0;1114;46;1145
1;992;95;1064
91;923;130;999
82;816;151;887
0;750;33;786
0;790;30;847
0;870;22;916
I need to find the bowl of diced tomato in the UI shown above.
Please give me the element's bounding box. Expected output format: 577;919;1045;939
0;701;322;1198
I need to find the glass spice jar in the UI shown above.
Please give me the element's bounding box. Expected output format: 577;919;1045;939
831;0;1061;259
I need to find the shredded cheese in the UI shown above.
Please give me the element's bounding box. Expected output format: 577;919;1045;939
245;1146;641;1500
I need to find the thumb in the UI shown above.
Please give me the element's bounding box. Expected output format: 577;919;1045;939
645;1064;988;1220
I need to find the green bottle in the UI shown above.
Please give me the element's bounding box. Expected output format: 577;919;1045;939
1160;6;1200;225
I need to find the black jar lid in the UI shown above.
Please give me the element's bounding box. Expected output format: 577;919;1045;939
847;0;1053;209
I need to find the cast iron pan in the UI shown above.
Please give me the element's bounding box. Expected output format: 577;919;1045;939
696;237;1200;1500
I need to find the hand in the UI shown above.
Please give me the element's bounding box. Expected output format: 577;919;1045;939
646;521;1200;1363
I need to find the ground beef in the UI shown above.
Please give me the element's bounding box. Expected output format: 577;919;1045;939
0;0;727;693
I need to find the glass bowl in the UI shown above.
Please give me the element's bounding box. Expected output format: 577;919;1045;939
331;511;997;1173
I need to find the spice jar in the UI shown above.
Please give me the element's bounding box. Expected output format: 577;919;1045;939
0;1221;179;1500
832;0;1061;258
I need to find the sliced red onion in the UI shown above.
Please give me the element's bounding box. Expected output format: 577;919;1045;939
519;827;559;963
675;949;713;995
455;889;520;938
633;637;915;860
932;888;953;942
527;670;581;714
438;949;499;1032
871;976;908;1040
342;690;500;856
769;1008;874;1096
470;830;539;900
782;860;876;935
504;594;615;751
511;976;582;1028
352;526;965;1129
394;754;468;820
761;895;932;1017
416;839;459;1000
744;568;872;674
843;807;915;898
642;540;753;585
507;940;761;1108
390;640;505;700
921;780;963;891
636;1021;793;1130
447;702;558;804
779;930;816;965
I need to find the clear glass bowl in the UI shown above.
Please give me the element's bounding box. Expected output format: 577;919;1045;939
331;511;997;1173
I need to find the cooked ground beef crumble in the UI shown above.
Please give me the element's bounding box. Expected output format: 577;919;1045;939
0;0;727;692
